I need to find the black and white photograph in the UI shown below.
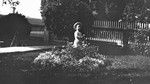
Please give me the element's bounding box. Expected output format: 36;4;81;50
0;0;150;84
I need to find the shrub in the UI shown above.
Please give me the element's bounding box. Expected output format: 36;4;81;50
0;13;31;46
33;42;106;72
129;30;150;56
130;42;150;56
129;30;149;43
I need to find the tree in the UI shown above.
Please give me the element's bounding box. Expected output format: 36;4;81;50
2;0;20;13
0;13;31;46
91;0;129;21
41;0;94;41
122;0;150;23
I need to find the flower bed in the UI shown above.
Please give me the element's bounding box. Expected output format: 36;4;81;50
33;42;107;73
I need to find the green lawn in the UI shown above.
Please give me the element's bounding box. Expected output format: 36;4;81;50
108;55;150;70
1;49;150;84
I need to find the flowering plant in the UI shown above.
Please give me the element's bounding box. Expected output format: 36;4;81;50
33;42;106;72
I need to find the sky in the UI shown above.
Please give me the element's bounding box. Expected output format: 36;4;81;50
0;0;42;19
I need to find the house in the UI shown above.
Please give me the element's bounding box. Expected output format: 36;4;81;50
27;18;49;43
27;18;45;31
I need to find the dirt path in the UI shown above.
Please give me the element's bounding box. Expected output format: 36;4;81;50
0;46;59;54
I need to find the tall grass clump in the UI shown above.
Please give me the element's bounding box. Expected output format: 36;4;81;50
33;42;107;72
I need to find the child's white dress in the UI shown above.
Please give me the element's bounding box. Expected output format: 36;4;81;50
73;30;82;48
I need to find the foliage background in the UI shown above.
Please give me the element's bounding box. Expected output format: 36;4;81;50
41;0;94;41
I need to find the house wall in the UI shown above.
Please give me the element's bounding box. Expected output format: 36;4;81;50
30;25;49;44
31;25;45;31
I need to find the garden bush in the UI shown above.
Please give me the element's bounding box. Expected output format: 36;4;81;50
33;42;107;72
130;42;150;56
129;30;150;56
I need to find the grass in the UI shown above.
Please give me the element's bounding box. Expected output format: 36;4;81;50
1;51;150;72
1;47;150;84
106;55;150;78
107;55;150;70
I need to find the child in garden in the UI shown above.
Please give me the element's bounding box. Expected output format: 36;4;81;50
73;22;84;48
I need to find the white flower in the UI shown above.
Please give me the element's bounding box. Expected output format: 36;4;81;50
79;59;83;63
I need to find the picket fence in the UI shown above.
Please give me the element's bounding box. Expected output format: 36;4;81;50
93;21;150;30
87;21;150;46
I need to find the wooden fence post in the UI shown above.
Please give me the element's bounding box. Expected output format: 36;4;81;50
123;26;129;49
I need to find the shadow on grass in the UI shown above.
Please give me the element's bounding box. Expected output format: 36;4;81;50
88;40;133;56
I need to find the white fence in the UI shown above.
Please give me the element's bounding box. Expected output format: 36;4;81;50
87;21;150;46
87;30;123;46
93;21;150;30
